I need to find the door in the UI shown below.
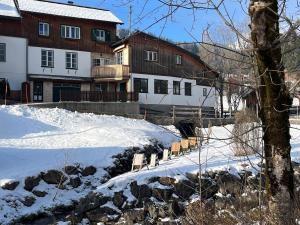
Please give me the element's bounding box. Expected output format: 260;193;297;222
33;81;43;102
53;83;81;102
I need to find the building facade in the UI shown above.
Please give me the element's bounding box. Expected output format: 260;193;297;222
0;0;218;109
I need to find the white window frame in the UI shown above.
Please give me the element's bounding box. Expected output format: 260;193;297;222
94;29;106;42
0;43;6;62
145;51;158;61
39;22;49;36
41;49;54;67
176;55;182;65
61;25;80;39
66;52;78;70
116;51;123;65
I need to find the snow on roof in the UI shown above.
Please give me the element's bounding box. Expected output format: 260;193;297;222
0;0;20;18
17;0;123;24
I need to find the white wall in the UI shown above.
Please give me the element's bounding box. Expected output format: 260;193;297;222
0;36;27;90
28;46;91;78
130;73;216;107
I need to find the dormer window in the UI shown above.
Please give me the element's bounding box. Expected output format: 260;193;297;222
92;29;111;42
39;22;49;36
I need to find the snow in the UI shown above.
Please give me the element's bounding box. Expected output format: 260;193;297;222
293;97;299;106
0;0;20;18
17;0;122;23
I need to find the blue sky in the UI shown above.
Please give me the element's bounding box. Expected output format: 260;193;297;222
53;0;299;42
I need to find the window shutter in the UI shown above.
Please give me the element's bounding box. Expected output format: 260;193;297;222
91;29;96;41
105;31;111;42
144;51;148;60
60;26;65;38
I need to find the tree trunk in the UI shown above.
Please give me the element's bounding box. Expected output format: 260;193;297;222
249;0;294;224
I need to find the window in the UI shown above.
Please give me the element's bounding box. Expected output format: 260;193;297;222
175;55;182;65
116;51;123;65
173;81;180;95
145;51;158;61
134;78;148;93
91;29;110;42
41;50;54;67
33;81;43;102
66;52;78;69
154;79;168;94
39;22;49;36
185;82;192;96
203;88;208;96
61;25;80;39
93;58;111;66
0;43;6;62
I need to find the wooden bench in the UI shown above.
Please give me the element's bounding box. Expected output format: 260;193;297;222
150;154;159;167
181;139;190;153
188;137;197;149
163;149;169;161
171;142;181;156
131;153;148;171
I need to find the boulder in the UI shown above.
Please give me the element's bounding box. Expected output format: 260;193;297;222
130;181;152;200
32;190;47;197
64;165;80;175
215;172;242;196
158;177;176;186
185;172;199;183
152;187;173;202
1;180;19;191
200;178;218;199
68;177;82;188
81;166;97;176
86;205;119;222
124;208;145;224
41;170;67;185
24;175;41;191
113;191;127;209
173;179;196;200
21;196;36;207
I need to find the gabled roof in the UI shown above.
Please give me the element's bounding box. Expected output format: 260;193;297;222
17;0;123;24
113;31;219;76
0;0;21;19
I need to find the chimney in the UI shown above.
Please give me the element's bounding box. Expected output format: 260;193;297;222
67;1;74;4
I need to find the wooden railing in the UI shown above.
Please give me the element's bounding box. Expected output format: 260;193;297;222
60;90;139;102
92;65;130;80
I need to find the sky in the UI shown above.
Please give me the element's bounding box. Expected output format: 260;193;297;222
53;0;299;42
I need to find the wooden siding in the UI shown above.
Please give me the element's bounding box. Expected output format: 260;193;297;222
0;12;117;54
127;33;218;86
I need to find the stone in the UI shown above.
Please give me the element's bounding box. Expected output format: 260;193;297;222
152;187;173;202
64;165;80;175
124;208;145;224
113;191;127;209
200;178;218;199
185;172;199;183
81;166;97;176
215;172;242;196
173;179;196;200
24;175;41;191
68;177;82;188
32;190;47;197
130;181;152;200
158;177;176;186
1;180;19;191
21;196;36;207
86;205;119;222
41;170;67;185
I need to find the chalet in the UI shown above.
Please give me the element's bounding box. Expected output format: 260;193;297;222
0;0;219;110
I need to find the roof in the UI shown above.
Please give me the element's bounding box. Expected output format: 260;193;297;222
0;0;20;19
17;0;123;24
113;31;219;76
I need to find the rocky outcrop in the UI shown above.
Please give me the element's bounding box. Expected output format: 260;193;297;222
81;166;97;177
1;180;19;191
24;175;41;191
41;170;67;185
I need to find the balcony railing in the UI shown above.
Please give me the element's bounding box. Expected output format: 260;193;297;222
59;90;139;102
92;65;130;80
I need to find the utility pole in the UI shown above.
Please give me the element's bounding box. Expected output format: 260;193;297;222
128;4;132;35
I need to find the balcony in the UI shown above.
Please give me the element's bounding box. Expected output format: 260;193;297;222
92;65;130;81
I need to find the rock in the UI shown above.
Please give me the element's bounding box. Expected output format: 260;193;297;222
185;172;199;183
64;165;80;175
214;195;234;209
215;172;242;196
75;192;111;216
81;166;97;176
158;177;176;186
68;177;82;188
32;190;47;197
147;176;160;183
86;205;119;222
173;179;195;200
200;178;218;199
24;175;41;191
130;181;152;200
124;208;145;224
113;191;127;209
247;172;266;190
152;187;173;202
144;201;158;220
21;196;36;207
1;180;19;191
41;170;67;185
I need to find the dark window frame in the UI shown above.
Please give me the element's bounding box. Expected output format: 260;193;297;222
173;81;181;95
38;22;50;37
41;49;54;68
33;81;43;102
66;52;78;70
134;78;148;93
0;43;6;62
154;79;168;94
185;82;192;96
